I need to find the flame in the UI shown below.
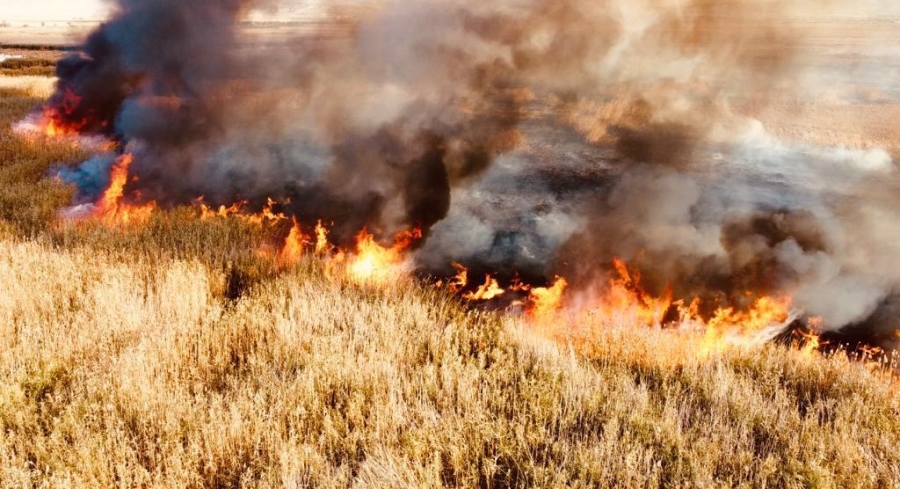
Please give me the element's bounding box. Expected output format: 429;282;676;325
447;262;468;293
698;296;792;357
799;331;821;358
245;198;288;226
41;89;90;138
507;258;796;358
509;276;532;292
92;154;156;226
858;344;884;360
527;276;567;319
197;199;246;220
314;220;330;255
798;317;823;358
464;275;506;301
280;219;308;265
194;197;293;227
600;258;674;326
346;228;421;284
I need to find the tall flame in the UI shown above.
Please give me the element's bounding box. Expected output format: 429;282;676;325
93;154;157;226
314;220;330;255
280;219;308;265
527;277;568;319
603;258;674;327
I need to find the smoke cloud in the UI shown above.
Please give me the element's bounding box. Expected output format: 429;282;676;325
45;0;900;345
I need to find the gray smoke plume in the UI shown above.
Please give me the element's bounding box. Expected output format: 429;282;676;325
45;0;900;345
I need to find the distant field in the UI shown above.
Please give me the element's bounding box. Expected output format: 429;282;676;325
0;24;94;46
0;20;352;46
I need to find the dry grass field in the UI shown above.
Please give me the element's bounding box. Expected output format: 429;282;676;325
2;234;900;487
3;19;900;485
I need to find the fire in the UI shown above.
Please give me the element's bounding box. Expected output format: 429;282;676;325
698;296;793;357
41;89;90;138
799;317;823;358
346;228;421;284
464;275;506;301
447;262;468;293
245;198;288;226
43;118;70;138
194;197;295;228
598;258;674;326
197;199;246;220
314;220;330;255
92;154;157;226
527;276;567;319
799;331;821;358
280;219;308;265
501;257;797;359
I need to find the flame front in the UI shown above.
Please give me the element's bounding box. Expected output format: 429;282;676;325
503;258;798;358
45;144;823;361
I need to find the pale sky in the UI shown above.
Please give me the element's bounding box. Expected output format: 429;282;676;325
2;0;900;23
0;0;109;21
0;0;335;22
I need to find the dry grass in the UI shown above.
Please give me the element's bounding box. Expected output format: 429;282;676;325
0;58;56;77
0;77;56;98
0;83;900;487
1;239;899;487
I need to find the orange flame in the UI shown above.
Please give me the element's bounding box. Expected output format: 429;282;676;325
447;262;468;293
93;154;156;226
600;258;673;326
314;220;330;255
280;219;308;265
41;89;91;138
346;228;421;284
798;317;823;358
698;296;792;357
194;197;294;227
527;277;568;319
245;198;288;226
464;275;506;301
510;258;797;358
197;199;246;220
